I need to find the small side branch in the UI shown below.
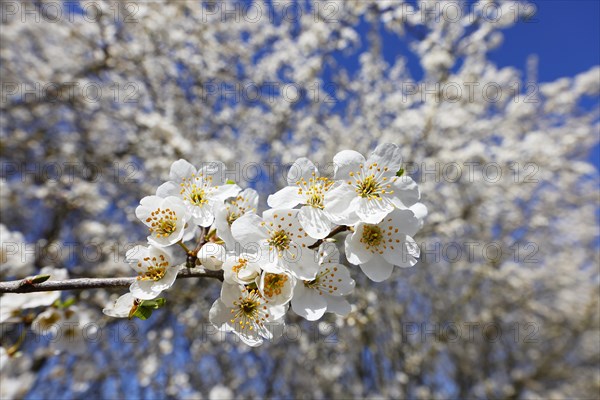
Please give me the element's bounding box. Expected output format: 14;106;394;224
308;225;349;250
0;267;224;294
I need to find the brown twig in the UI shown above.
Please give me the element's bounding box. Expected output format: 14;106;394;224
308;225;349;250
0;266;223;294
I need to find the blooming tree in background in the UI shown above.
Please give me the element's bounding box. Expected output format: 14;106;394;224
1;0;599;399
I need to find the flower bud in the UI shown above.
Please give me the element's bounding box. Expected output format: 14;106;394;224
197;243;226;270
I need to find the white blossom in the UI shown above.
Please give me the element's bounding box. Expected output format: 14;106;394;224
135;195;190;248
257;270;295;306
196;243;226;271
209;283;286;347
156;159;241;227
325;143;421;225
345;208;424;282
214;188;259;249
268;158;337;239
126;245;181;300
222;253;262;286
231;209;320;280
291;243;355;320
102;293;138;318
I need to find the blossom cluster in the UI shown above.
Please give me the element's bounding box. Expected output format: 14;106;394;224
103;143;426;346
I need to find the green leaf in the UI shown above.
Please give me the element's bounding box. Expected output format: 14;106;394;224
131;306;153;320
226;179;236;184
139;298;166;309
396;168;405;177
130;298;167;320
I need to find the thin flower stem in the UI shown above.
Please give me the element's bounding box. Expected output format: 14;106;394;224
178;241;191;253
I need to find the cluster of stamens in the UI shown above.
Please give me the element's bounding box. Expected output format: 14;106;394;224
180;174;214;206
361;218;401;254
267;229;291;254
146;208;178;237
137;254;168;281
262;273;288;298
296;173;334;209
348;163;394;200
361;225;383;251
226;195;256;225
230;289;269;332
232;258;248;274
304;266;340;295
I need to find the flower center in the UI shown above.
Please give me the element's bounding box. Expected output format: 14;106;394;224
190;188;206;205
303;266;339;295
361;225;383;250
262;273;288;298
180;174;213;206
137;254;169;281
268;230;290;252
146;208;178;238
239;298;259;315
296;174;333;209
356;175;381;198
348;163;394;200
230;290;269;331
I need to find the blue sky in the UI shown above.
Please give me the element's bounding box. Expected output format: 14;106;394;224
488;0;600;169
490;0;599;82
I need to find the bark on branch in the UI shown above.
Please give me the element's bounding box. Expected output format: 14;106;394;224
0;267;223;294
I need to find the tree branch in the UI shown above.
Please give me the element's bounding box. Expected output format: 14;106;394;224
0;267;223;294
308;225;349;250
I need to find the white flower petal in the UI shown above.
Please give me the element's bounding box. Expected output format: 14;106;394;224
169;159;197;182
198;243;226;270
214;204;236;249
129;280;161;300
291;284;328;321
389;176;420;209
333;150;365;180
267;186;304;209
286;157;318;186
125;245;150;271
387;208;423;237
103;293;135;318
367;143;402;174
325;295;352;316
135;195;163;221
234;329;264;347
155;181;180;197
281;241;319;280
199;161;226;185
409;202;428;221
324;184;359;224
208;298;234;332
355;197;394;224
298;206;333;239
231;213;269;245
191;204;215;227
344;226;374;265
211;183;241;202
359;255;394;282
267;305;288;322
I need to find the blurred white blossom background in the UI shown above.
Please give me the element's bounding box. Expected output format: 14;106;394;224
0;0;599;399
